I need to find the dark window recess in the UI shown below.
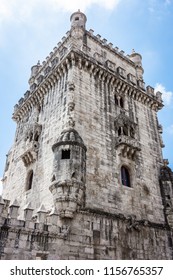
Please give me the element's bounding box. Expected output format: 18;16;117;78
44;224;48;231
26;170;33;191
61;149;71;159
118;127;121;136
29;133;33;141
34;132;39;141
120;97;124;108
115;96;118;105
123;126;128;136
75;17;79;21
121;166;131;187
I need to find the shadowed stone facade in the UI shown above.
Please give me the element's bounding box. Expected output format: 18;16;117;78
1;10;173;260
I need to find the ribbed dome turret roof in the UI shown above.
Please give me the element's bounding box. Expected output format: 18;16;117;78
52;128;86;151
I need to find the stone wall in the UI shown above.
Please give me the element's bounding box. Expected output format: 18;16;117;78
0;198;172;260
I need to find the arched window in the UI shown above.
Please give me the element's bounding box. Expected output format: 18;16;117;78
123;125;128;136
114;95;124;108
121;166;131;187
26;170;33;191
130;127;135;138
34;131;39;142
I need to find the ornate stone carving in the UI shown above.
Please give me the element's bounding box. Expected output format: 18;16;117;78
21;122;42;166
50;128;86;219
114;112;140;159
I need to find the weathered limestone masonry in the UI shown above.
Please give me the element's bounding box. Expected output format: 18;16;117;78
1;10;173;260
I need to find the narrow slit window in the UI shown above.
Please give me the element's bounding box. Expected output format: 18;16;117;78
115;95;118;106
61;149;71;159
118;127;121;136
26;170;33;191
121;166;131;187
120;97;124;108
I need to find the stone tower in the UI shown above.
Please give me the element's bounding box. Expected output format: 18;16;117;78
1;11;173;260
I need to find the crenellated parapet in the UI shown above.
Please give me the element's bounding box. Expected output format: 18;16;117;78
13;23;164;122
0;197;73;257
69;50;163;111
0;197;71;247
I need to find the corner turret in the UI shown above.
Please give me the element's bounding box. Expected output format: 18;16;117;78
129;49;144;80
49;128;87;219
28;61;41;89
70;9;87;29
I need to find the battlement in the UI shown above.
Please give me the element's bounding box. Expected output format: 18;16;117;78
0;197;70;238
87;29;134;66
0;195;173;260
12;12;163;121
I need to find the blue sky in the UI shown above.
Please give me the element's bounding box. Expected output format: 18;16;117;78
0;0;173;193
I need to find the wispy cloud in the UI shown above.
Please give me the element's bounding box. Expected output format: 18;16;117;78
155;83;173;106
0;0;120;25
0;0;38;27
52;0;121;11
148;0;171;19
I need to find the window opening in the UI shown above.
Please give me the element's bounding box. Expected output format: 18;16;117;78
115;95;118;106
120;97;124;108
34;132;39;142
118;127;121;136
61;149;71;159
26;170;33;191
29;133;33;141
130;127;135;138
75;17;79;21
121;166;131;187
123;125;128;136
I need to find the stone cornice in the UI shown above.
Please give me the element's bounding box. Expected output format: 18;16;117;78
13;48;163;121
72;49;163;111
12;52;73;122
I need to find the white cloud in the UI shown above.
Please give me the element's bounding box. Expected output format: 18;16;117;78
52;0;121;11
155;83;173;106
0;0;120;25
0;0;37;25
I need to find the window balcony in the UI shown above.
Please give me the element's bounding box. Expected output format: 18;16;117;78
115;135;140;159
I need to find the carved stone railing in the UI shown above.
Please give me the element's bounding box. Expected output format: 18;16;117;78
115;135;140;159
21;141;39;167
